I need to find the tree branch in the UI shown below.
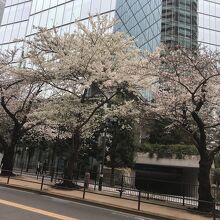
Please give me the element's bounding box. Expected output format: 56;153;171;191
79;92;118;130
1;95;18;124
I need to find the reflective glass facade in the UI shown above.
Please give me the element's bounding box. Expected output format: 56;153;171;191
27;0;116;36
0;0;220;51
0;0;31;50
115;0;162;51
161;0;198;49
198;0;220;50
0;0;117;50
115;0;220;51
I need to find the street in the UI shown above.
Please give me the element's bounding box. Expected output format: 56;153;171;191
0;186;157;220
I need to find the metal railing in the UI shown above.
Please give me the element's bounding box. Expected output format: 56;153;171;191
0;168;219;220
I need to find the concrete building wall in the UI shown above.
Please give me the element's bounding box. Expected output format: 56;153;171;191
134;153;201;197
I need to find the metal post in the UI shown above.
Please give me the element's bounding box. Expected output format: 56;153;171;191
98;129;106;191
120;175;124;198
94;174;97;191
20;162;24;176
7;174;10;184
83;182;86;199
213;201;216;220
40;175;44;191
147;183;149;200
98;173;103;191
50;167;54;182
25;147;29;172
138;190;141;211
182;183;185;206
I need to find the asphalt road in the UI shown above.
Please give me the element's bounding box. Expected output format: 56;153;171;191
0;186;158;220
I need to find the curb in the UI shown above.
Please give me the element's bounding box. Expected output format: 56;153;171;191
0;182;204;220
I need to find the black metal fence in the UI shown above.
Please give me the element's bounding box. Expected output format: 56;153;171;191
1;168;220;220
10;167;220;202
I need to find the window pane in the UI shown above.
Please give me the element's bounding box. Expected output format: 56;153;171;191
55;4;65;26
5;0;12;7
26;15;33;35
4;24;13;43
39;10;48;27
90;0;101;15
73;0;82;20
100;0;111;13
81;0;91;19
31;0;37;14
8;5;16;23
35;0;44;13
15;3;24;21
63;1;74;24
43;0;51;10
21;2;31;20
1;8;10;25
47;8;56;28
50;0;58;8
111;0;117;10
18;21;27;39
32;13;41;31
11;23;20;41
0;26;6;43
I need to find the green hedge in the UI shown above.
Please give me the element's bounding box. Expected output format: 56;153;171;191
139;143;198;159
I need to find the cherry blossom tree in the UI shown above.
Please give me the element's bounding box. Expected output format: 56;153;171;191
26;16;158;185
146;46;220;211
37;95;105;186
0;49;44;175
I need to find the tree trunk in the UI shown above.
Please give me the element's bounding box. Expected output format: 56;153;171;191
63;154;74;186
198;156;213;212
62;130;81;188
1;145;15;176
1;128;20;176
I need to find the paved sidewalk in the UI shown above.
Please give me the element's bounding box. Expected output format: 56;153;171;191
0;175;215;220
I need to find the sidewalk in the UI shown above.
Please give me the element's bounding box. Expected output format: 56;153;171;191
0;175;215;220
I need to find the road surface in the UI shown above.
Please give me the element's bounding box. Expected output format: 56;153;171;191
0;186;159;220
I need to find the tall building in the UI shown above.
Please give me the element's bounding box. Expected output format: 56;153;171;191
116;0;220;51
0;0;118;51
161;0;198;49
0;0;220;52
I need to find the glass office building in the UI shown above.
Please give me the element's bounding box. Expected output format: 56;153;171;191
0;0;220;51
115;0;162;51
0;0;117;51
198;0;220;50
115;0;220;51
161;0;198;50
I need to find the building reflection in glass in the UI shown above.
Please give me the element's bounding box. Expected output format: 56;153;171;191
0;0;219;52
